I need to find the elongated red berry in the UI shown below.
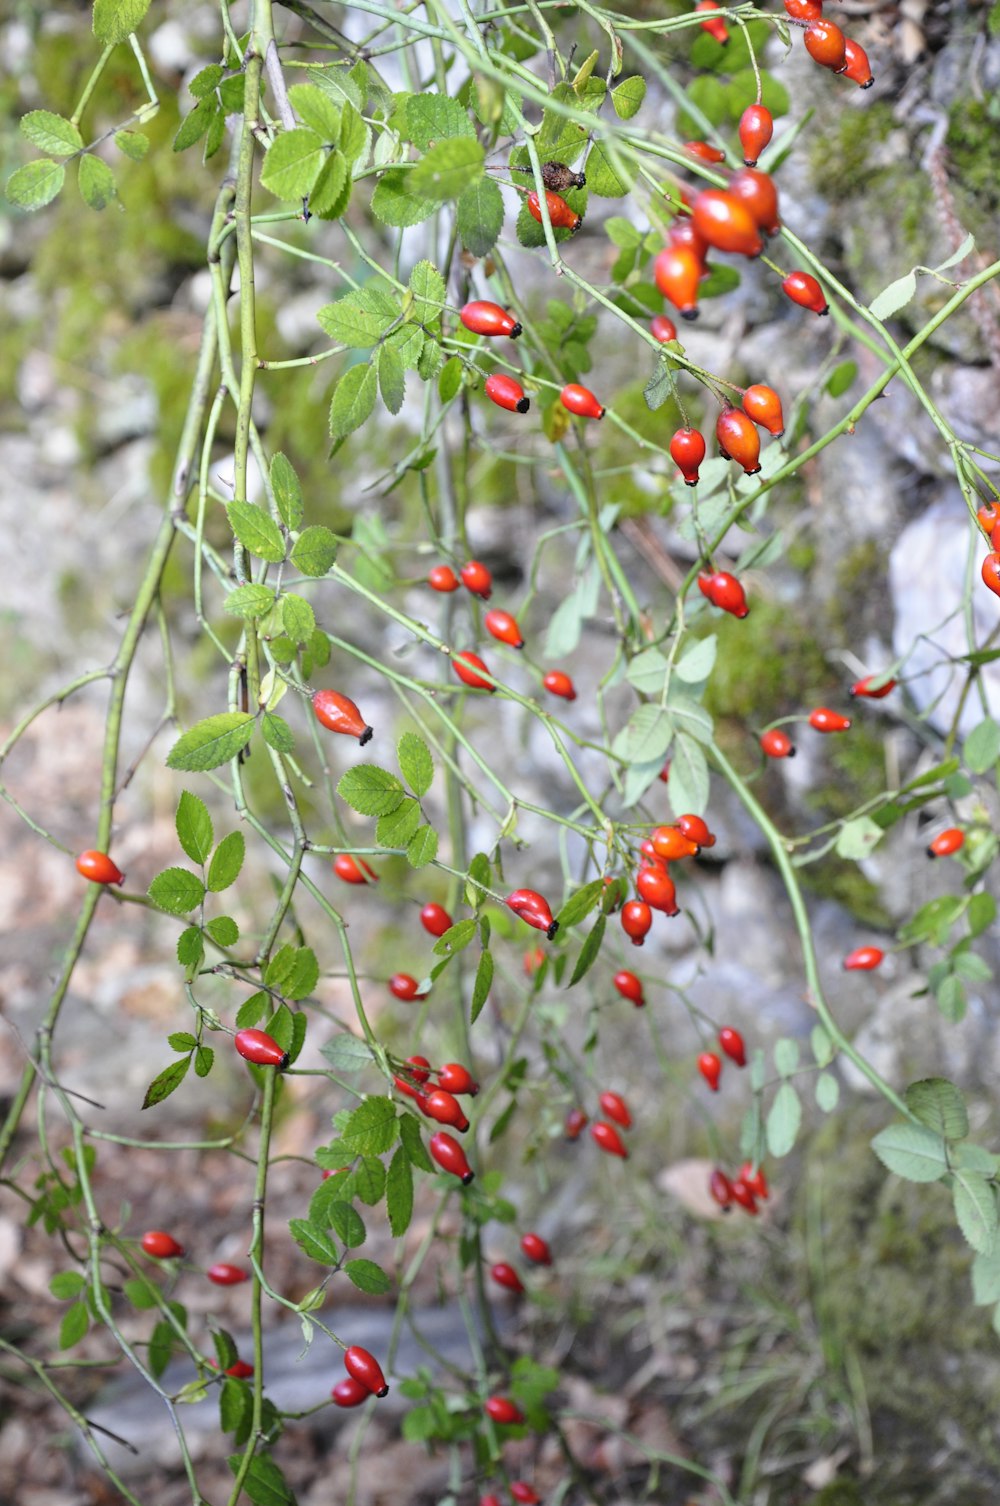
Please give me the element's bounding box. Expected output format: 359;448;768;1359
422;1088;470;1133
698;1051;722;1091
621;899;652;946
716;408;761;474
718;1026;746;1066
591;1120;628;1158
453;652;495;692
843;945;884;971
613;970;645;1007
695;0;729;45
742;384;784;436
393;1059;428;1099
141;1230;185;1259
654;244;703;320
520;1232;552;1265
808;707;851;733
782;270;829;316
851;674;896;699
312;690;372;745
484;609;524;649
651;314;678;344
739;1161;769;1200
420;902;453;937
404;1055;431;1083
332;1377;369;1407
727;168;780;236
692;189;763;258
333;853;378;884
490;1261;524;1293
841;36;874;87
485;374;530;414
437;1062;479;1096
428;564;460;592
784;0;822;18
599;1090;632;1129
389;973;426;1002
76;849;125;885
636;865;680;916
738;104;773;167
730;1177;759;1213
976;502;1000;536
460;559;493;598
510;1486;540;1505
705;570;750;618
430;1130;474;1182
668;217;708;257
224;1360;254;1378
670;427;707;487
565;1107;588;1140
460;301;521;339
761;728;795;758
506;888;559;940
235;1028;289;1070
207;1262;249;1285
344;1344;389;1398
982;553;1000;599
542;669;576;701
561;383;604;420
927;827;964;859
804;18;847;71
527;189;581;232
485;1395;524;1425
651;824;699;861
683;139;726;164
677;813;715;848
709;1169;734;1207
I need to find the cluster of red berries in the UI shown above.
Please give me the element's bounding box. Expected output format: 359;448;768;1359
709;1161;770;1216
490;1232;554;1294
698;1026;746;1092
393;1054;479;1135
696;1;873;92
621;812;715;947
331;1345;390;1408
460;300;604;422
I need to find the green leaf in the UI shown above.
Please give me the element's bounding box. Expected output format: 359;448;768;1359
342;1096;398;1155
569;913;606;986
281;594;315;646
643;360;672;413
556;880;604;929
142;1057;190;1110
260;127;325;199
904;1078;969;1140
288;1217;339;1265
407;824;438;868
50;1270;87;1299
265;944;319;1001
614;704;673;764
835;816;884;861
194;1045;214;1078
457;175;505;257
337;765;405;817
898;894;965;947
376;798;422;848
220;1376;252;1438
207;831;245;893
433;919;477;956
6;159;65;210
765;1081;802;1158
953;1171;998;1255
148;867;205;916
871;1121;949;1182
869;270;917;321
59;1301;89;1350
270;453;304;530
224;584;277;619
936;971;967;1024
378;345;405;415
172;97;217;153
409;259;446;328
287;82;342;140
329;362;378;440
371;168;437;228
226;1451;296;1506
584;139;634;197
167;713;256;773
968;892;997;937
261;713;294;753
78;155;117;210
235;992;268;1028
625;647;669;697
773;1038;800;1076
206;918;239;951
964;717;1000;774
175;791;213;866
972;1245;1000;1305
339;100;368;164
815;1072;840;1112
93;0;152;44
316;286;398;348
666;733;709;818
354;1156;387;1205
470;948;494;1024
177;926;204;974
115;129;149;160
404;94;475;150
675;635;717;683
226;502;286;563
398;1112;433;1172
320;1034;375;1074
438;356;463;403
344;1258;392;1294
290;525;338;577
328;1200;366;1247
123;1277;159;1309
21;111;84;157
410;138;485;201
811;1025;835;1068
386;1146;413;1236
664;689;713;745
611;75;646;119
394;733;433;797
825;360;857;398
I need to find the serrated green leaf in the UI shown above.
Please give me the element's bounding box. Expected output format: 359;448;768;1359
142;1057;191;1110
194;1044;214;1077
409;259;445;329
904;1078;969;1140
625;647;670;697
123;1276;158;1309
936;971;967;1024
470;948;494;1024
339;100;368;164
167;713;256;772
438;356;463;403
235;992;268;1028
871;1121;949;1182
898;894;965;947
457;175;504;257
964;717;1000;774
176;790;213;865
344;1258;391;1294
378;344;405;415
59;1301;89;1350
968;892;996;937
260;127;325;199
766;1081;801;1158
556;880;604;929
410;137;484;201
78;154;117;210
329;362;378;440
290;525;337;577
433;919;477;955
972;1245;1000;1305
205;915;239;946
316;286;398;348
265;943;319;1001
226;1451;296;1506
223;584;277;619
397;732;434;796
50;1270;87;1299
342;1096;398;1155
280;593;315;646
226;502;285;563
585;139;634;197
953;1171;998;1255
261;713;294;753
675;635;717;683
337;765;405;817
287;82;342;139
177;926;205;973
320;1034;375;1074
207;831;245;892
6;159;65;210
835;816;884;861
376;798;421;848
407;824;438;868
386;1146;413;1236
328;1199;366;1247
220;1376;252;1438
353;1156;386;1205
667;733;709;818
611;75;646;119
149;867;205;916
371;167;437;228
269;453;304;531
115;128;149;160
614;703;673;764
21;111;84;157
93;0;151;44
404;94;475;150
288;1217;339;1265
870;270;917;321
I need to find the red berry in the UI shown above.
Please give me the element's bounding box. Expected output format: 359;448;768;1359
651;824;699;861
485;373;530;414
695;0;729;45
636;865;680;916
730;1177;759;1213
520;1232;552;1265
542;669;576;701
716;407;761;474
808;707;851;733
331;1377;370;1408
843;945;884;971
333;853;378;884
490;1261;524;1293
705;569;750;618
742;383;784;436
523;944;545;976
760;728;795;758
506;888;559;940
691;189;763;258
561;383;605;420
420;902;453;936
709;1169;734;1207
141;1230;185;1259
599;1090;632;1129
683;139;726;164
654;244;704;321
621;899;653;946
927;827;964;859
651;314;678;344
613;969;645;1007
669;427;707;487
565;1107;588;1140
976;502;1000;536
481;609;525;649
739;1161;769;1200
850;673;897;699
484;1395;524;1425
428;564;460;592
422;1088;470;1133
429;1130;474;1183
460;301;521;339
982;553;1000;599
453;651;496;692
224;1360;254;1378
782;270;829;316
394;1055;432;1099
527;188;581;232
728;168;780;236
344;1344;389;1398
235;1028;289;1070
510;1486;540;1506
437;1062;479;1096
841;36;874;87
481;1497;503;1506
804;18;848;71
738;104;773;167
76;849;126;885
312;690;372;744
784;0;822;18
389;972;426;1002
698;1051;722;1091
718;1026;746;1066
667;216;708;258
590;1120;628;1158
207;1262;249;1285
677;813;715;849
460;559;493;598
